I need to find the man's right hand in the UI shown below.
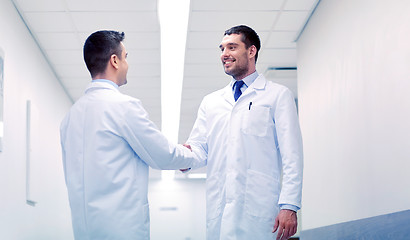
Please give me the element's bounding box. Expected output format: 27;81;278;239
183;144;192;151
273;209;298;240
180;144;192;172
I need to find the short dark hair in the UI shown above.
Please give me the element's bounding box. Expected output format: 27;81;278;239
83;30;125;77
224;25;261;63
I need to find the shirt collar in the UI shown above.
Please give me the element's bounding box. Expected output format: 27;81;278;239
232;71;259;89
92;79;119;89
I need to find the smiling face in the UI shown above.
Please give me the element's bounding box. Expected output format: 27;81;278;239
219;33;256;80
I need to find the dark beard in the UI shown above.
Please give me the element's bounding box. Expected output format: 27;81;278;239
224;65;248;80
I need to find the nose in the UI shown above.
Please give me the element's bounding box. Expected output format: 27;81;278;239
221;48;229;59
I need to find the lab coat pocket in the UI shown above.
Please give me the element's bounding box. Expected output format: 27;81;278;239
241;105;271;137
245;169;279;221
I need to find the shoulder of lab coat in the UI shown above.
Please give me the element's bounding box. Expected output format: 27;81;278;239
65;81;198;170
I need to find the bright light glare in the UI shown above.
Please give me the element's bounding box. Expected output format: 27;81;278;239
158;0;191;180
161;170;176;181
187;173;207;179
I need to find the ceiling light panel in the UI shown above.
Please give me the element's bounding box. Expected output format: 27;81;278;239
24;12;75;32
36;32;81;50
70;12;159;32
65;0;156;11
258;48;297;66
127;64;160;78
264;31;298;48
184;49;220;64
191;0;284;11
184;63;224;77
14;0;66;12
186;31;222;49
274;11;310;31
126;49;160;64
125;32;160;50
189;11;279;32
60;77;89;90
53;65;89;78
46;49;83;65
284;0;319;11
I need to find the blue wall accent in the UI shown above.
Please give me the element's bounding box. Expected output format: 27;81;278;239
301;209;410;240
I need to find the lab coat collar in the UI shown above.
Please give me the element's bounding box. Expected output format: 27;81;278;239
248;74;267;90
85;80;120;94
236;74;267;101
221;74;267;105
222;84;235;106
231;71;259;90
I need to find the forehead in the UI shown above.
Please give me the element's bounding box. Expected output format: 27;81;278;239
220;33;244;47
120;42;127;53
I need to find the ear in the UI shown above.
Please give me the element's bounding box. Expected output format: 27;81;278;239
109;54;120;70
248;45;257;59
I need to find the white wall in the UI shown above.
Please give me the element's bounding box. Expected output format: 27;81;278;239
149;179;206;240
0;0;73;239
298;0;410;230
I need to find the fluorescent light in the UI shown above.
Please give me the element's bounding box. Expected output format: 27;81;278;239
158;0;191;180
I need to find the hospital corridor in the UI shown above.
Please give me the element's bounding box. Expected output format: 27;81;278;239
0;0;409;239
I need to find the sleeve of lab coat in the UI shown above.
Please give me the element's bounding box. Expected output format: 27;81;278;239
59;117;68;184
185;98;208;170
274;88;304;209
120;99;198;170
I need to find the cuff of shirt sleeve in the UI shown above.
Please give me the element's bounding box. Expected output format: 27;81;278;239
279;204;299;212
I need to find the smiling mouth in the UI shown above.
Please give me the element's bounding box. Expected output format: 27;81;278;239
223;59;236;66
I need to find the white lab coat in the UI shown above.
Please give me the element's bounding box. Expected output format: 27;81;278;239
187;74;303;240
60;81;197;240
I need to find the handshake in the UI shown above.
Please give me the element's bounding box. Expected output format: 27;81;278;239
181;143;192;173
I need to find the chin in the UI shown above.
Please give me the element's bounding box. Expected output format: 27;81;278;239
224;68;233;76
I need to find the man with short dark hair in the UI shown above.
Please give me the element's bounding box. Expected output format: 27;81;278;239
60;30;198;239
185;25;303;240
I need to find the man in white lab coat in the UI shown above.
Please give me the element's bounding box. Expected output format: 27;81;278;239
185;25;303;240
60;30;198;239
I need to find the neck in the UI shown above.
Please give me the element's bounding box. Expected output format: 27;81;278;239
93;73;118;85
234;68;256;80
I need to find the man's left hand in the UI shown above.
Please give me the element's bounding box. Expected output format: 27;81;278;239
272;209;297;240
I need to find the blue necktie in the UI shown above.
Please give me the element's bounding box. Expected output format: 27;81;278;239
234;80;245;101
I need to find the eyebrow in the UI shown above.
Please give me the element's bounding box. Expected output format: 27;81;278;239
219;42;239;49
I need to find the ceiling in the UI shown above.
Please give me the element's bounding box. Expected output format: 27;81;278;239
11;0;319;179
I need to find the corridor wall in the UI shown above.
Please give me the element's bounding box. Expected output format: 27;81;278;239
0;0;73;238
298;0;410;238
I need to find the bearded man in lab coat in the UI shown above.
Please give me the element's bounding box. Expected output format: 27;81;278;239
184;25;303;240
60;30;198;239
